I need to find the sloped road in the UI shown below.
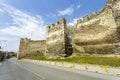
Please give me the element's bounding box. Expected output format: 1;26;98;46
0;58;119;80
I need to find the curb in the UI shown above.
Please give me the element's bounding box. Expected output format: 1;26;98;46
22;59;120;76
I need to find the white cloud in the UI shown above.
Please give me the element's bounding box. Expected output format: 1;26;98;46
0;36;11;41
58;5;74;16
77;5;80;9
0;2;46;40
0;2;46;51
68;17;83;26
68;18;78;26
0;8;4;12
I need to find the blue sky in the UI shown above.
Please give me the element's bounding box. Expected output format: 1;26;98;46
0;0;107;52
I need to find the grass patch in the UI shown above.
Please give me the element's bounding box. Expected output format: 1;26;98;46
27;55;120;67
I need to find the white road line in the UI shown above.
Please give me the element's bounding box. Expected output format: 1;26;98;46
10;60;46;80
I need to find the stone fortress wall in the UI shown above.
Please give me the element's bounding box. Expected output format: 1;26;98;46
72;0;120;55
46;18;72;58
18;38;46;59
18;0;120;59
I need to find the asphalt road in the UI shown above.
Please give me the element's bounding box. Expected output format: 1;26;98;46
0;58;119;80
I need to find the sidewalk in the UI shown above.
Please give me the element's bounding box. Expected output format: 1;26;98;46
22;59;120;77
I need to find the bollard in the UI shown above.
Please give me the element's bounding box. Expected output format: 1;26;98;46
71;63;75;68
104;66;108;73
85;64;88;70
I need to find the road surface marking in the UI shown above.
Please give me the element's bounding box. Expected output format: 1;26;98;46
10;60;46;80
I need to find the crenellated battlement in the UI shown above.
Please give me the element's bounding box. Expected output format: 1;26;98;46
20;38;30;43
76;0;120;26
72;0;120;55
77;19;82;24
77;12;98;25
46;18;66;33
90;12;98;19
55;21;60;25
107;0;119;6
83;15;90;22
76;16;90;25
49;18;66;28
76;4;114;29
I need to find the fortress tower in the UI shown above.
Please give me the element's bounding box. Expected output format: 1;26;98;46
18;38;46;59
46;18;72;58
